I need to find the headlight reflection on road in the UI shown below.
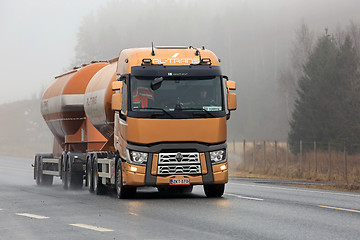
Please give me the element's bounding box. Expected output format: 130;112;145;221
127;201;143;217
214;199;231;208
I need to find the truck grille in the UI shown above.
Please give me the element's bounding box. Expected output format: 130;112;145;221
158;165;201;175
159;152;200;164
157;152;201;175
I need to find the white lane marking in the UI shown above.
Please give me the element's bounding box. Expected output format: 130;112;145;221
0;209;3;211
229;182;360;198
0;166;32;173
16;213;49;219
225;193;263;201
318;205;360;214
70;224;114;232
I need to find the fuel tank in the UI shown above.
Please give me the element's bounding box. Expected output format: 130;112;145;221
41;62;109;145
84;60;117;139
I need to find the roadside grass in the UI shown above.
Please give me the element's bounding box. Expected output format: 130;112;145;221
229;141;360;192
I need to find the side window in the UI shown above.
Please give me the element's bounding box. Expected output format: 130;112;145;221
121;80;127;114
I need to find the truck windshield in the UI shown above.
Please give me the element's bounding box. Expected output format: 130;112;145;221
130;76;224;114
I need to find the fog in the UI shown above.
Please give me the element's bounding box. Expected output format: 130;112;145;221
1;0;360;145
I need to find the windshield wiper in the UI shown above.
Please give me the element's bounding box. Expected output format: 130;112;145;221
140;107;175;118
181;108;216;118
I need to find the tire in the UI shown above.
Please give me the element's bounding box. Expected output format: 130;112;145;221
67;155;83;189
86;155;94;193
62;154;69;190
93;155;107;195
115;158;136;199
34;155;40;185
37;156;53;186
203;184;225;198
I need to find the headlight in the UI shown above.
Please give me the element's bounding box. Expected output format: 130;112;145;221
210;149;226;164
127;150;148;165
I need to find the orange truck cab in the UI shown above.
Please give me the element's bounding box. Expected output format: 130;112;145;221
34;46;236;198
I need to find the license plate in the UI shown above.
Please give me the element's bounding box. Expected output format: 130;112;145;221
169;178;190;185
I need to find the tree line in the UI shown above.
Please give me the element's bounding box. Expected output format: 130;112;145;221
280;23;360;152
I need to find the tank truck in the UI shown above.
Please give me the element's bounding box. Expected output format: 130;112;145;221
34;46;237;198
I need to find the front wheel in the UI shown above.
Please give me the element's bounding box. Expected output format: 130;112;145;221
115;158;136;199
203;184;225;198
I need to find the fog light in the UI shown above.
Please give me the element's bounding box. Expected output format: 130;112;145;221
220;165;227;171
130;166;138;172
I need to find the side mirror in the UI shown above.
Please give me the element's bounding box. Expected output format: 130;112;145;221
112;81;123;91
226;80;236;111
112;81;123;111
227;92;237;111
112;93;122;111
226;81;236;90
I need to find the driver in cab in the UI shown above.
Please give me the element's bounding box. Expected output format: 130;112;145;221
132;81;154;109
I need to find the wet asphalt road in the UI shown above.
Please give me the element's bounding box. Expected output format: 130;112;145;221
0;156;359;240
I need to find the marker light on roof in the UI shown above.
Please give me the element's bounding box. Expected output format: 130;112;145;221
201;58;211;64
142;58;152;64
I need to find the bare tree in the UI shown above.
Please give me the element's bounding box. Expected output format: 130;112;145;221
278;22;314;122
346;21;360;58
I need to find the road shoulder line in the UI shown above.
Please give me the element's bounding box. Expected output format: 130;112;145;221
225;193;263;201
229;182;360;198
318;205;360;214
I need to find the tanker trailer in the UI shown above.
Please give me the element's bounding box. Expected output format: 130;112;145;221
83;59;118;192
34;62;109;188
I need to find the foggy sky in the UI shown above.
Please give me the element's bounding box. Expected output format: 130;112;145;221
0;0;108;103
1;0;360;105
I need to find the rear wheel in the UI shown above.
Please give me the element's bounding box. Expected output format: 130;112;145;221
93;155;107;195
67;155;83;189
62;154;69;189
36;155;53;186
86;155;94;193
115;158;136;199
61;155;70;190
34;156;40;185
203;184;225;198
62;153;83;190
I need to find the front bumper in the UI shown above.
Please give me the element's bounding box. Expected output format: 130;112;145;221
122;150;228;187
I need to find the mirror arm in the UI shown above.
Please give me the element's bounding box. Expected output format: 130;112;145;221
226;112;231;120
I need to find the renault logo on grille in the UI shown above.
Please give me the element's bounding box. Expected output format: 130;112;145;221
175;152;183;162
